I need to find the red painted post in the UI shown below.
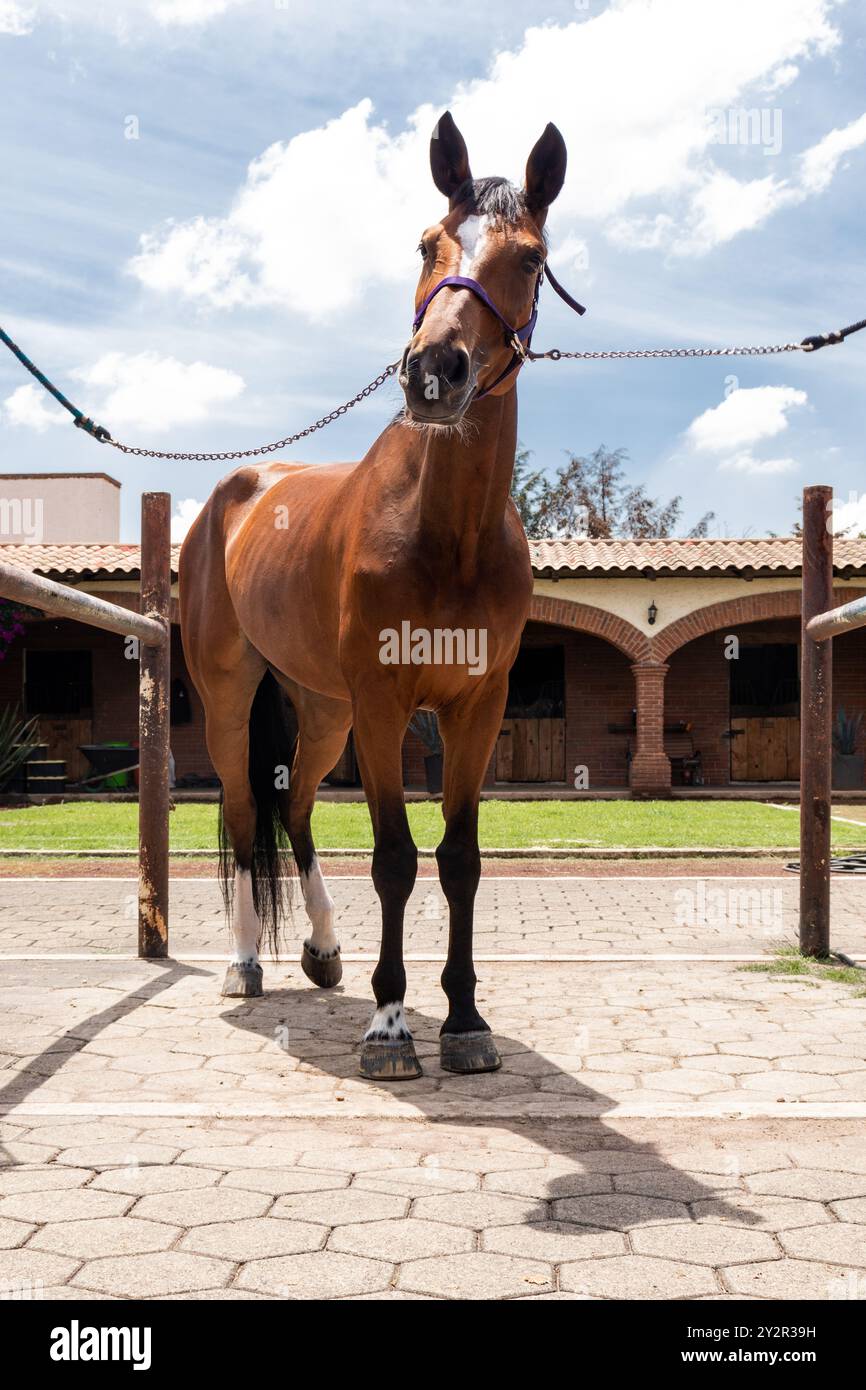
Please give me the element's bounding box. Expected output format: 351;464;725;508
138;493;171;958
799;485;833;957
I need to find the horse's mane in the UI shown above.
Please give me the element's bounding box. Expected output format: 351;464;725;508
452;176;525;225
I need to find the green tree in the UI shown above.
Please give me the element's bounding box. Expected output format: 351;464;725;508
510;446;547;538
512;444;714;539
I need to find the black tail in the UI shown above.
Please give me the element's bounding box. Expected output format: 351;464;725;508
218;671;297;955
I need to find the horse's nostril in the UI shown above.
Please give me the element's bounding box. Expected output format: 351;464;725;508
442;347;470;389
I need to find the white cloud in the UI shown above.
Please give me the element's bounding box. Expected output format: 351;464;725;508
829;490;866;537
2;383;67;431
718;451;798;475
128;0;856;314
674;172;797;255
150;0;250;28
0;1;33;35
1;0;250;35
2;353;245;435
685;386;807;453
70;351;244;432
170;497;205;541
800;111;866;194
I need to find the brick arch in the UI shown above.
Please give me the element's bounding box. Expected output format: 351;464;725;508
529;594;651;660
651;586;866;661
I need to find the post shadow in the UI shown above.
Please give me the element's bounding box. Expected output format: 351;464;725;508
0;959;211;1168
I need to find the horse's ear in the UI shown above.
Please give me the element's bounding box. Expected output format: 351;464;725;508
430;111;472;205
524;123;567;221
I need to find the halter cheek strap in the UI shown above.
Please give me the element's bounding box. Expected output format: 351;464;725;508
411;263;586;400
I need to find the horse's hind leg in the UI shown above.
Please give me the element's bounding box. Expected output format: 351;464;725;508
198;658;270;998
276;683;352;989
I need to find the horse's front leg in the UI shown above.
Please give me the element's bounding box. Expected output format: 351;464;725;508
352;693;421;1081
435;680;509;1074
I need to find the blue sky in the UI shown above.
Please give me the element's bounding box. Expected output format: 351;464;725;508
1;0;864;540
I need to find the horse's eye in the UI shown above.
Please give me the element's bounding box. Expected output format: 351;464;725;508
524;255;543;274
417;242;428;259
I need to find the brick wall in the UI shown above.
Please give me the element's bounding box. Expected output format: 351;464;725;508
5;611;864;792
831;624;866;756
565;630;634;788
666;631;731;784
0;618;211;783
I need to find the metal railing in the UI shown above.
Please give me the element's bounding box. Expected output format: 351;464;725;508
0;492;172;958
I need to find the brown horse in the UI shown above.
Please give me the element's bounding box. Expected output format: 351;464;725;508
180;112;567;1080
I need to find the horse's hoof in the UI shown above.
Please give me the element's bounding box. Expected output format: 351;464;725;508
220;962;263;998
301;942;343;989
358;1039;423;1081
440;1031;502;1074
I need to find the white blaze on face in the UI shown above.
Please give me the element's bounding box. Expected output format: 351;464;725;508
456;213;491;276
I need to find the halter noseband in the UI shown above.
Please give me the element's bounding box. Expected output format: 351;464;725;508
411;262;586;400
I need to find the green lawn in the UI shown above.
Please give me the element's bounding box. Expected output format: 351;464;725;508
0;799;863;852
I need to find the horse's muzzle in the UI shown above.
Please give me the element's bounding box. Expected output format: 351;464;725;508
399;340;474;423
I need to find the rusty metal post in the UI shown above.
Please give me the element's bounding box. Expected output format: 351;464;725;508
800;485;833;957
139;492;171;958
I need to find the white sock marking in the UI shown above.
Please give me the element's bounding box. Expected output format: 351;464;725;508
300;854;339;959
230;868;261;967
364;1001;411;1042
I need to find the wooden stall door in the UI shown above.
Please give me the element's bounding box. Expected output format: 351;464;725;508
497;718;565;782
38;717;93;782
730;717;800;781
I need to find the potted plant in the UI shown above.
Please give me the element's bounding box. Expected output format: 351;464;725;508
409;710;443;794
832;706;864;789
0;704;40;793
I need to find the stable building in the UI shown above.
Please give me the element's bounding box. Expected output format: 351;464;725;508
2;531;865;796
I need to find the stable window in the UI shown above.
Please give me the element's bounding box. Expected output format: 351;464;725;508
505;644;565;717
730;643;799;717
24;649;93;716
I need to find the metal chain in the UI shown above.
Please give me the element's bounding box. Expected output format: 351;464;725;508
528;342;802;362
104;342;805;461
107;361;401;462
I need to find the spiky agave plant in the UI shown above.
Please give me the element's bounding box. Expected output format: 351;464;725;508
0;705;40;790
409;710;443;754
833;706;863;756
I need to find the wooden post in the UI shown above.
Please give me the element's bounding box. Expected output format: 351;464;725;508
799;485;833;957
138;492;171;958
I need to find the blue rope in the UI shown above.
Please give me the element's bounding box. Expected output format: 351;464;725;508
0;324;111;441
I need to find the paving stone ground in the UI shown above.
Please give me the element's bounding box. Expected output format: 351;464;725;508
1;874;865;957
1;872;865;1300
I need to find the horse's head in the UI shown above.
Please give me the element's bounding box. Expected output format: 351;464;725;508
399;111;566;425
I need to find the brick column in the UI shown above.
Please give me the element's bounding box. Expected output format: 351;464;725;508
629;661;671;796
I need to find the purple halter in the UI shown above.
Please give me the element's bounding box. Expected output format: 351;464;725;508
411;263;586;399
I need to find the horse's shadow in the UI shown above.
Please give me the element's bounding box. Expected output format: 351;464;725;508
222;983;759;1231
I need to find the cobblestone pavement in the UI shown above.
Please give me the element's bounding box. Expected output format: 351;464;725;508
2;1110;866;1300
1;874;865;957
1;875;865;1300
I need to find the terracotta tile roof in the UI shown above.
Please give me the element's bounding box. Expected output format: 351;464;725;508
2;537;866;582
0;543;181;581
529;537;866;577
